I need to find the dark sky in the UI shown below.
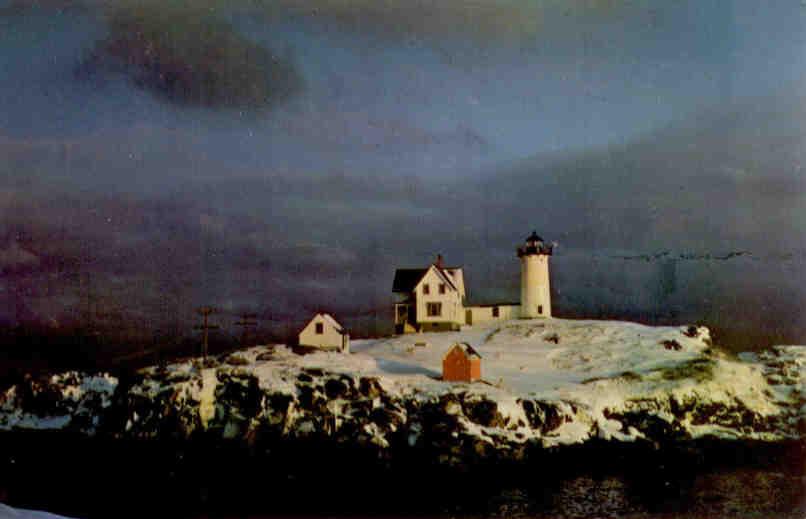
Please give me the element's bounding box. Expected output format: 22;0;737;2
1;0;805;349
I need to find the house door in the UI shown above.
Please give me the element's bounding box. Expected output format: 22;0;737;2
465;309;472;325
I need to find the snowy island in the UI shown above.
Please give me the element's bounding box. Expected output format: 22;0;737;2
1;318;804;517
1;318;803;455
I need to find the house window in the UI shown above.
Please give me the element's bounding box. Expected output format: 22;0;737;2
439;283;446;294
315;322;324;334
426;302;442;317
423;284;430;295
538;305;543;315
492;306;500;318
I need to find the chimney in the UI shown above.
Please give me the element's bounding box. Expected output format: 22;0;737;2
435;254;444;269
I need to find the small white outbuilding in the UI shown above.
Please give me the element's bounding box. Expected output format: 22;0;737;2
298;313;350;352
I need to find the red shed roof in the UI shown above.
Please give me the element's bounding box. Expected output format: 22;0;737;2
443;342;481;361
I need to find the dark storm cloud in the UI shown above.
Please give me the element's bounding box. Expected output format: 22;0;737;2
93;0;629;41
467;98;806;254
2;93;806;347
3;0;633;43
0;242;39;272
77;4;302;109
0;167;405;336
1;0;805;351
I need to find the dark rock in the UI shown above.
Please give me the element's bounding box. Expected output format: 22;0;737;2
519;399;565;434
463;397;504;428
296;385;323;410
215;374;263;421
609;411;689;441
324;378;350;399
265;393;293;424
225;355;250;366
683;326;700;338
370;406;405;430
359;377;383;399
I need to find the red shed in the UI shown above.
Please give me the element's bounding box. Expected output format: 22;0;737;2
442;342;481;382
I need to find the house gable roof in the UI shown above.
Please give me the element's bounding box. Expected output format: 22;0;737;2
393;264;461;293
305;312;346;334
392;268;428;293
424;264;458;292
442;342;481;361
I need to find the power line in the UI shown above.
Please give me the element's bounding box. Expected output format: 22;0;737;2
194;306;219;360
234;312;258;345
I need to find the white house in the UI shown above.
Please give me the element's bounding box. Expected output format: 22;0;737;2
393;232;553;333
298;313;350;352
392;255;466;333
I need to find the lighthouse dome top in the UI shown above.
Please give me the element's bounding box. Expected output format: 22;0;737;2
517;230;553;257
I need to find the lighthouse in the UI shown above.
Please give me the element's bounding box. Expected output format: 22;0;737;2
517;231;553;318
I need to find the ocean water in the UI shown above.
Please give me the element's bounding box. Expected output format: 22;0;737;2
210;466;804;519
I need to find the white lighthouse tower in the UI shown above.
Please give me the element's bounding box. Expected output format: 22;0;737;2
517;231;553;318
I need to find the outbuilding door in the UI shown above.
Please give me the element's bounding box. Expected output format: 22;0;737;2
465;309;472;325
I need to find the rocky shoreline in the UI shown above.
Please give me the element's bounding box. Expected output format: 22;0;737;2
1;344;803;455
1;320;804;517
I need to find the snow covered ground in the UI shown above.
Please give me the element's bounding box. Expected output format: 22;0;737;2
223;318;714;397
1;318;804;450
185;318;803;445
351;318;711;394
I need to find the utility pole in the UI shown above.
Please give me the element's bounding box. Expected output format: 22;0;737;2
234;313;258;345
194;306;219;360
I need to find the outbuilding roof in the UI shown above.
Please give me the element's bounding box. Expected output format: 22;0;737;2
443;342;481;360
314;312;346;333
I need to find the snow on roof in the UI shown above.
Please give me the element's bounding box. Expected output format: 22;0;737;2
314;313;345;333
429;264;458;292
443;342;482;360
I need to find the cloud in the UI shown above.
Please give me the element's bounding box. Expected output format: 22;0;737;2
0;242;39;271
275;110;489;155
1;1;804;349
77;4;303;109
2;92;806;348
465;96;806;255
3;0;634;43
249;0;633;42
